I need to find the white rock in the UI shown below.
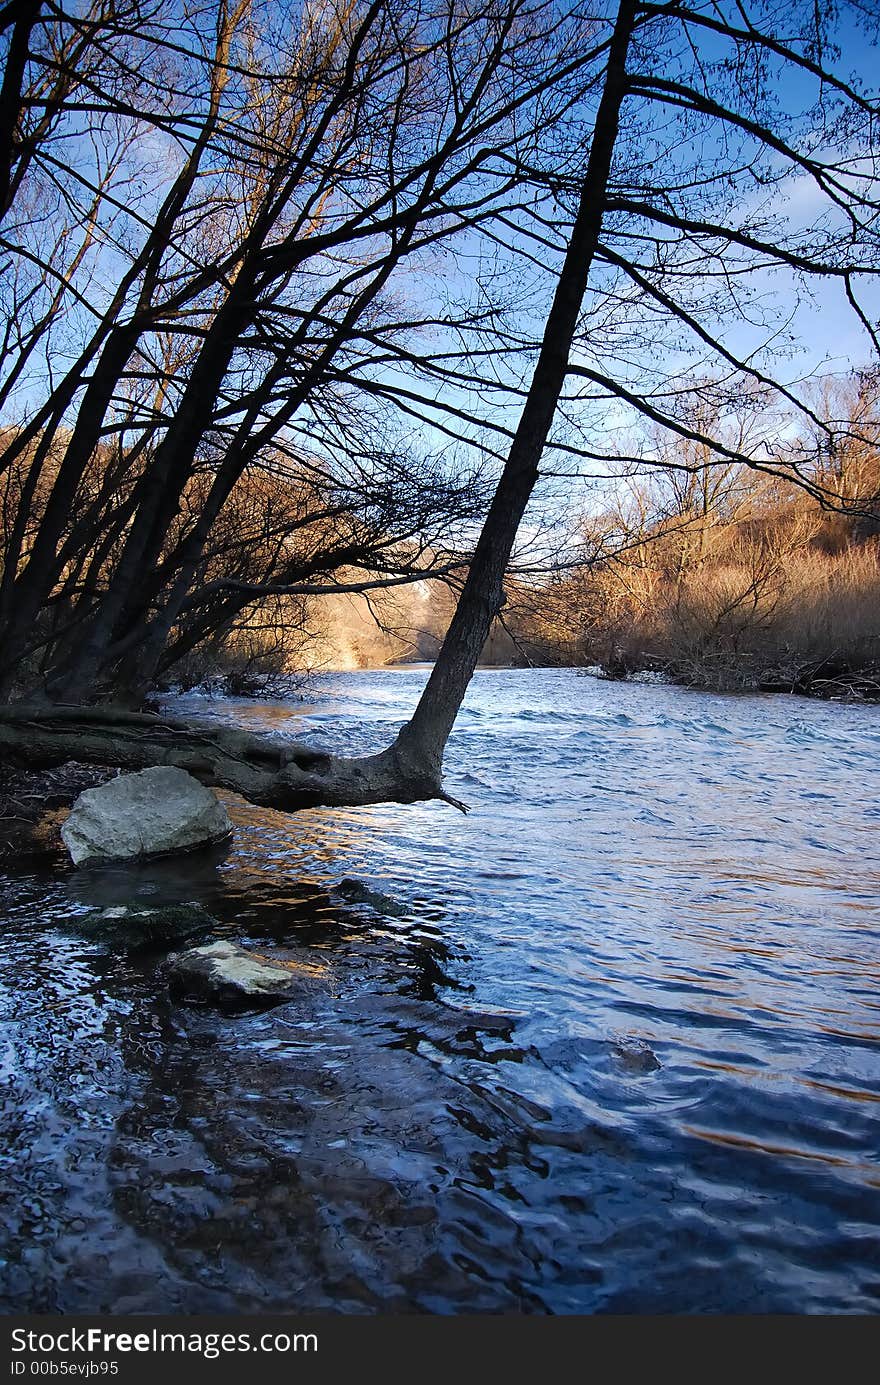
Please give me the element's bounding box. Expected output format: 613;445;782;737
167;940;316;1005
61;766;232;866
628;668;672;686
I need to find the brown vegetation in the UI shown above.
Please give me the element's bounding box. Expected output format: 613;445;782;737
506;376;880;696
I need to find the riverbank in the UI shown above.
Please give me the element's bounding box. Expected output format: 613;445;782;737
586;652;880;702
160;649;880;705
0;762;114;866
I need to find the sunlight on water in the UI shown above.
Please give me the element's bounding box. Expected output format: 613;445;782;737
1;669;879;1312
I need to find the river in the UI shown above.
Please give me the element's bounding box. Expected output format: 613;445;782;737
1;667;879;1312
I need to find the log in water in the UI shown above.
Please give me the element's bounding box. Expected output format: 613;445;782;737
1;667;879;1312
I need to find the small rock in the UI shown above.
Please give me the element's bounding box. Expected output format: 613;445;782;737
167;940;323;1008
335;877;407;917
611;1036;661;1075
61;767;232;867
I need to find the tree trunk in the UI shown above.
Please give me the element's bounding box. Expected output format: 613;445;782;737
0;0;40;217
398;0;636;774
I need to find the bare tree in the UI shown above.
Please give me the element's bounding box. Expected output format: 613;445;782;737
0;0;603;702
0;0;878;812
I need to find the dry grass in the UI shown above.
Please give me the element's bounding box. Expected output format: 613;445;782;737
509;521;880;693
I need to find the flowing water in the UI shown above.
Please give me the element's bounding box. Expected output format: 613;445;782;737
2;667;879;1313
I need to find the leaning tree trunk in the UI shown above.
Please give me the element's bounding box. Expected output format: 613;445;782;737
396;0;636;776
0;0;636;814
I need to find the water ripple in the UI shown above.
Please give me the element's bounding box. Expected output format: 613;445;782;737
2;669;879;1312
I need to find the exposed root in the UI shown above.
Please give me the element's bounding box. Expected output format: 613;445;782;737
0;705;452;814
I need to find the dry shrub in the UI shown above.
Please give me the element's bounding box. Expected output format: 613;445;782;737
508;507;880;692
598;541;880;690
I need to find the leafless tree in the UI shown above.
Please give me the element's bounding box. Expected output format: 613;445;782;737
0;0;877;812
0;0;597;701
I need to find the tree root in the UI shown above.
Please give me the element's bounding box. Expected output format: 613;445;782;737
0;705;452;813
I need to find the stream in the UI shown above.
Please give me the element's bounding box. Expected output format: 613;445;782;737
2;667;879;1312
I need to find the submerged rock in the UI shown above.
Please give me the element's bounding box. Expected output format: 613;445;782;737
611;1036;661;1075
167;940;324;1008
75;901;217;948
61;767;232;867
335;877;407;917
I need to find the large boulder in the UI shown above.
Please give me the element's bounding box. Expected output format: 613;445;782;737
61;766;232;867
167;940;323;1007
